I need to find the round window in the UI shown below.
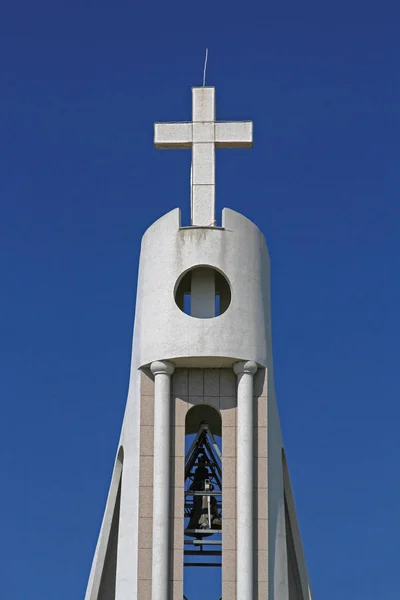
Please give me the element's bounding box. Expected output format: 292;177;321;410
174;266;231;319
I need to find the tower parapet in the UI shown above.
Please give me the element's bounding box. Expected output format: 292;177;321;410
132;207;271;370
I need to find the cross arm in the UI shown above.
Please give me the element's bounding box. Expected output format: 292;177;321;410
154;122;192;149
215;121;253;149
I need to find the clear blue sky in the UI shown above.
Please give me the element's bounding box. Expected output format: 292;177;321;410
1;0;399;598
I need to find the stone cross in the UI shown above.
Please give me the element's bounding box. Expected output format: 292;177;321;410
154;87;253;226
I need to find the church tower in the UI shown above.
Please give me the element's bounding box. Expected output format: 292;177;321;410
84;86;313;600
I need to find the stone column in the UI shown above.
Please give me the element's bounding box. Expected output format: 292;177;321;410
233;360;258;600
150;360;175;600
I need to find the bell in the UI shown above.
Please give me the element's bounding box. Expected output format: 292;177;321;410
187;456;222;531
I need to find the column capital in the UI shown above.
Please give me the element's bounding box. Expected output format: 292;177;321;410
233;360;258;376
150;360;175;377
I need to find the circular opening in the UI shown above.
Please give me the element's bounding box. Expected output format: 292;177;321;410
175;266;231;319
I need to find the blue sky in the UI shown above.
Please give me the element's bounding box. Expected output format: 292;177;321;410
1;0;400;598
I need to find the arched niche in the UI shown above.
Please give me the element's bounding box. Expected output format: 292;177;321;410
185;403;222;438
97;446;124;600
183;405;222;600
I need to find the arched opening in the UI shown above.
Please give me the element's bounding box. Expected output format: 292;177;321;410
282;449;304;600
183;405;222;600
97;447;124;600
175;266;231;319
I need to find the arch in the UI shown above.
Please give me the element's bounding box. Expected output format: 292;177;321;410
184;406;222;599
174;263;232;297
185;403;222;437
116;445;124;465
86;446;124;600
282;449;308;600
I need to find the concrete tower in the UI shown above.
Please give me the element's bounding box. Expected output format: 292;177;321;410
84;87;313;600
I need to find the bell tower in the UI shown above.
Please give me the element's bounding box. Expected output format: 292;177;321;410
84;86;313;600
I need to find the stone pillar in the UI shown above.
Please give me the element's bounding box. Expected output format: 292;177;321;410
150;360;175;600
233;360;258;600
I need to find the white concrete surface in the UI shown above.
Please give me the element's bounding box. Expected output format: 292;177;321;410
150;361;174;600
154;87;253;226
133;207;271;369
234;360;257;600
84;449;123;600
190;267;216;318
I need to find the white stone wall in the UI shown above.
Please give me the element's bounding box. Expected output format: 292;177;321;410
131;208;271;369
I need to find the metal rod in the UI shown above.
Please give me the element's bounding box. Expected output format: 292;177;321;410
184;550;222;556
185;491;222;496
184;563;222;567
184;540;222;545
184;529;222;534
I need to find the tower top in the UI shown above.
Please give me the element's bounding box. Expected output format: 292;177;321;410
154;87;253;226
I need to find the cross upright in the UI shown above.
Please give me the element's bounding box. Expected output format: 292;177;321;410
154;87;253;226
